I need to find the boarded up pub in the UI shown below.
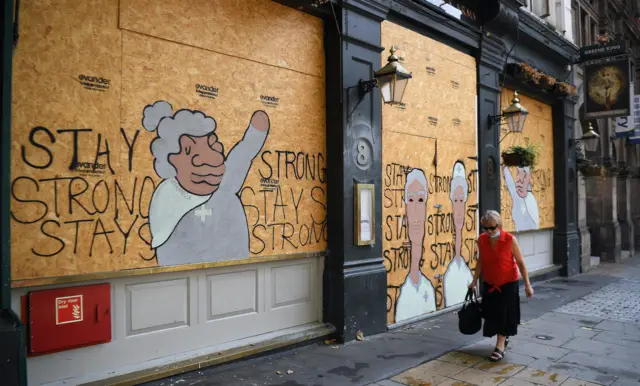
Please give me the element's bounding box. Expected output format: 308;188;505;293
0;0;585;384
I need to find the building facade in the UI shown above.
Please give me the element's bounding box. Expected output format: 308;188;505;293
1;0;584;384
568;0;640;269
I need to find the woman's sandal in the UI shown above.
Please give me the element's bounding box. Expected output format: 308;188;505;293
489;348;505;362
505;337;510;349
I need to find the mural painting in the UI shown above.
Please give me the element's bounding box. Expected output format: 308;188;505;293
395;168;437;320
10;0;326;282
144;102;271;266
500;89;555;233
381;21;479;324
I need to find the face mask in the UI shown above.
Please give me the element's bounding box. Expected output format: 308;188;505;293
490;231;501;239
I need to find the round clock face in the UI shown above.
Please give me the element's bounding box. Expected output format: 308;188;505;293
588;65;626;108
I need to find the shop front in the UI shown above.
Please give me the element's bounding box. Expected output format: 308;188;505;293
8;0;327;384
500;89;557;274
1;0;583;384
381;22;480;325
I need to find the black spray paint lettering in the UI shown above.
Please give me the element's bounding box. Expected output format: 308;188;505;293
241;185;327;254
259;150;326;183
21;126;138;174
10;174;155;259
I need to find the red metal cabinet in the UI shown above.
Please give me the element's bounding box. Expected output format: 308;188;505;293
27;283;111;355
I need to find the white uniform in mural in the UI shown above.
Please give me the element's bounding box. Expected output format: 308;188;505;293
504;166;539;232
142;101;270;266
444;161;473;307
395;169;437;322
396;273;437;322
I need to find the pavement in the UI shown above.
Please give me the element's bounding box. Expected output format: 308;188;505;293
144;256;640;386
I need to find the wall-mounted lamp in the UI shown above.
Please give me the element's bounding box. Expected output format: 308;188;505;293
489;91;529;133
359;46;413;105
569;122;600;152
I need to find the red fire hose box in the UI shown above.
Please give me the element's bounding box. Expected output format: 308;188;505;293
27;283;111;355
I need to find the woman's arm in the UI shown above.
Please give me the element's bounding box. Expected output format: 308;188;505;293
512;237;534;298
469;251;482;289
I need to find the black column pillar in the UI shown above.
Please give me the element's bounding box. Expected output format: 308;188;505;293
323;0;388;342
477;34;504;217
1;0;28;384
553;97;581;276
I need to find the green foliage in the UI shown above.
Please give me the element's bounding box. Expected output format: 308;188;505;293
502;144;541;168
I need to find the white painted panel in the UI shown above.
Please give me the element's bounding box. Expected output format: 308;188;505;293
207;270;258;320
271;263;311;309
15;257;321;386
126;278;189;335
534;230;551;253
515;232;536;257
513;230;553;275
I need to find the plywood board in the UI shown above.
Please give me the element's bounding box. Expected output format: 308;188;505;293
500;89;555;232
120;0;325;78
382;22;478;325
381;22;476;146
11;0;325;281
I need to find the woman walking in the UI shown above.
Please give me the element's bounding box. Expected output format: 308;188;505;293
468;210;534;362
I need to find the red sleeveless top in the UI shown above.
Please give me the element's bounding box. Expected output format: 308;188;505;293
478;231;518;292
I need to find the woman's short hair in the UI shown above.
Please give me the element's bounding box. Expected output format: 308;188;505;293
481;210;502;227
142;100;218;179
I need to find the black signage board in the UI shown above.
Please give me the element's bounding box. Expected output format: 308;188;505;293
578;40;629;63
584;57;631;119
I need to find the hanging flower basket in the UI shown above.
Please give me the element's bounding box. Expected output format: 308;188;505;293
553;82;577;97
506;63;527;81
501;144;540;168
539;74;556;90
521;64;542;84
579;164;604;177
507;63;542;84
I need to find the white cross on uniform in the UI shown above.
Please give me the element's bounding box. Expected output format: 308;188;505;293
195;205;212;223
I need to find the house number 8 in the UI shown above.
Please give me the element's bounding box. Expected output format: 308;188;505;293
356;141;369;165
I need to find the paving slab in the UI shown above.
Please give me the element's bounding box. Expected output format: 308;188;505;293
374;379;407;386
437;352;486;367
507;340;571;360
438;379;475;386
513;325;575;347
450;368;508;386
612;378;640;385
390;368;447;385
537;312;603;328
529;353;632;385
560;378;601;386
473;360;526;377
513;367;569;386
500;379;539;386
595;320;640;335
561;337;640;364
519;319;600;339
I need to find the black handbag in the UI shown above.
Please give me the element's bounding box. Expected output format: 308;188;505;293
458;288;482;335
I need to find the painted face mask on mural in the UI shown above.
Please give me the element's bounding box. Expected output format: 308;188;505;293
169;134;226;196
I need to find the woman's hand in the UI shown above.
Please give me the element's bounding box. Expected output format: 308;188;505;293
525;284;534;298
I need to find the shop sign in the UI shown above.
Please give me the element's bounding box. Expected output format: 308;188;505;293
615;84;636;138
584;58;631;119
55;295;84;325
578;40;628;63
627;95;640;144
